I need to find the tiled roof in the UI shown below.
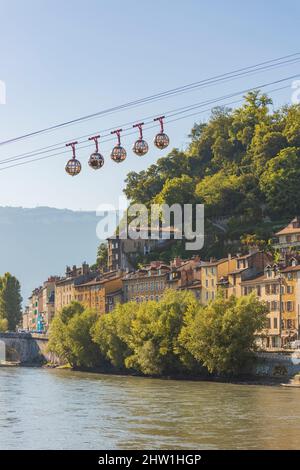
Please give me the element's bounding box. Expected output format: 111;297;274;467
280;265;300;273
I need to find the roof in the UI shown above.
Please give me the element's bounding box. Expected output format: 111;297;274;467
76;273;122;288
276;227;300;236
228;268;247;275
275;217;300;236
201;258;229;267
240;274;268;285
280;265;300;273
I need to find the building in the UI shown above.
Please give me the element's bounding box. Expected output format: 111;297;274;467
222;251;273;299
241;267;281;348
54;262;97;314
280;258;300;345
201;257;235;304
107;227;177;271
26;287;42;332
168;257;202;300
38;276;60;330
22;306;30;331
274;216;300;253
74;271;123;314
240;259;300;349
122;261;171;303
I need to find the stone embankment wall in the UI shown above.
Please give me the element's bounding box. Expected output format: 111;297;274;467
0;332;61;365
252;351;300;378
1;333;300;378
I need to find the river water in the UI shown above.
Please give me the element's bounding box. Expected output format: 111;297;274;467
0;367;299;449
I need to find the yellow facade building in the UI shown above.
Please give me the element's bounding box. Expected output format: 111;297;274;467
74;272;123;315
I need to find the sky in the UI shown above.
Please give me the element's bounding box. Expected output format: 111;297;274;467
0;0;299;211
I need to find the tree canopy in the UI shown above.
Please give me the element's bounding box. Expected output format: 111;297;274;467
0;273;22;331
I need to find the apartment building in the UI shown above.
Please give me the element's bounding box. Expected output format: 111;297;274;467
168;257;202;300
122;261;170;303
74;271;123;314
274;216;300;253
54;262;97;314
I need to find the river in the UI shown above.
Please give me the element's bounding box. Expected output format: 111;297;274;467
0;367;300;449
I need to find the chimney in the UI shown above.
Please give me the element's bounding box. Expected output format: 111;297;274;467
82;261;89;275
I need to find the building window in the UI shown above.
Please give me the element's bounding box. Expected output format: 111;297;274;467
256;286;261;296
274;318;278;329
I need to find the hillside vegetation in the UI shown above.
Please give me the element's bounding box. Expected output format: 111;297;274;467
124;92;300;259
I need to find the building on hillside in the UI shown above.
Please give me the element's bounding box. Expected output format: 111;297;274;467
54;262;97;314
274;216;300;253
122;261;171;303
168;257;202;300
201;257;236;304
74;271;123;314
107;227;177;271
222;251;273;299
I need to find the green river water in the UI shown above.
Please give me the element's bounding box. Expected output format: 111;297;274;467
0;367;299;449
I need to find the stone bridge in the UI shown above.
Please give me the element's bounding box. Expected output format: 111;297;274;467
0;332;59;364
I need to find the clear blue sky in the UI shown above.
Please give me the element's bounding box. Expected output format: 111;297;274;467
0;0;299;210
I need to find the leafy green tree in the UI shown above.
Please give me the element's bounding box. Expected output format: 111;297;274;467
92;302;136;370
60;301;84;324
124;291;194;375
154;175;196;206
0;273;22;331
48;302;103;368
93;290;198;376
0;318;8;332
260;147;300;216
179;293;268;375
91;242;108;272
66;309;101;368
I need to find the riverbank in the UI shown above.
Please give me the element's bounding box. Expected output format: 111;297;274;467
39;362;289;387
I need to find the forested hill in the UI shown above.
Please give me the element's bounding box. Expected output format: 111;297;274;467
0;206;101;302
124;91;300;260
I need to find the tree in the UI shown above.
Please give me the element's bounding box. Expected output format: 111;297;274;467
179;293;268;375
154;175;196;207
0;273;22;331
48;302;103;368
91;243;108;272
92;302;136;370
93;290;198;376
0;318;8;332
260;147;300;216
66;309;102;368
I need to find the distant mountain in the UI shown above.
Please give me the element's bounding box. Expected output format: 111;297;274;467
0;206;105;305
